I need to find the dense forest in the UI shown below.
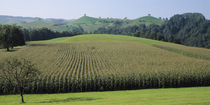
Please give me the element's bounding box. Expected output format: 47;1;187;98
0;13;210;49
139;13;210;48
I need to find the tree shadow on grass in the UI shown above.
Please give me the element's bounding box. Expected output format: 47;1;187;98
38;97;102;103
7;49;18;52
0;48;21;52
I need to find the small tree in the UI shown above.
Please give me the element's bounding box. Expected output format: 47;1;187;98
0;57;40;103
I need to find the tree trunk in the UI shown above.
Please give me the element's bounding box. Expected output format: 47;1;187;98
20;87;25;103
6;47;9;51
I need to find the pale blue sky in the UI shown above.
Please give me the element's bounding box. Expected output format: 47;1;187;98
0;0;209;19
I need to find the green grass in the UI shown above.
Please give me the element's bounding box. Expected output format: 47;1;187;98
153;44;210;61
1;87;210;105
27;34;166;44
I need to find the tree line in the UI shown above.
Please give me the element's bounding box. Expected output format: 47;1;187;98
94;13;210;49
0;25;84;51
23;28;81;41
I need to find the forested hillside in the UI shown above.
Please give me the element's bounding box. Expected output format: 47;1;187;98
162;13;210;48
133;13;210;48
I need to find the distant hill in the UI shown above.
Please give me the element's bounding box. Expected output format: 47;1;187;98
134;16;164;25
0;15;164;33
0;15;40;24
67;15;164;33
0;15;73;24
69;16;100;25
21;20;57;29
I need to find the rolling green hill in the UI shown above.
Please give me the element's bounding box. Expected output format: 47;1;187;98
69;16;100;25
67;15;164;33
1;34;210;94
67;16;106;33
133;16;164;25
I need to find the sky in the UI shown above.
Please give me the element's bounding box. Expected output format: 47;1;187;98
0;0;209;19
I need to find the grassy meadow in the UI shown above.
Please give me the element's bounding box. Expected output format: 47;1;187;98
0;87;210;105
0;34;210;94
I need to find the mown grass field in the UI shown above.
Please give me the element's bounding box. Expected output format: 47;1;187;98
1;87;210;105
1;34;210;94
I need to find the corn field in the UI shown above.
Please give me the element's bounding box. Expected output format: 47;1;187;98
0;40;210;94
